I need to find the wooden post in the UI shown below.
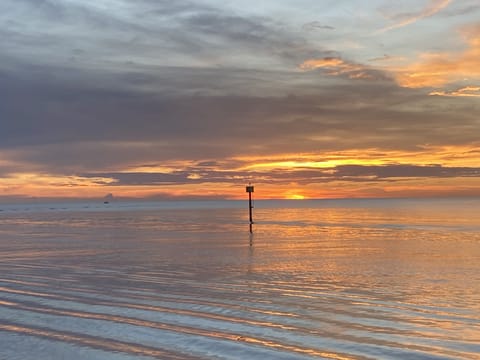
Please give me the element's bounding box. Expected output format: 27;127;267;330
246;184;254;233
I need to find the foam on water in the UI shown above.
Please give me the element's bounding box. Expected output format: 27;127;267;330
0;199;479;359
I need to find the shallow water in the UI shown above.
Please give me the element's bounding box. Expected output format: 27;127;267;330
0;199;479;359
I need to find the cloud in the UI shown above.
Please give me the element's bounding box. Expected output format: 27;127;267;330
332;164;480;180
299;57;390;81
0;0;331;79
378;0;452;33
430;86;480;97
78;164;480;188
2;61;479;178
441;2;480;17
368;54;406;62
394;25;480;88
302;21;335;31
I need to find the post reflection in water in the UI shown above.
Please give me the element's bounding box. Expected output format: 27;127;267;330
0;199;479;359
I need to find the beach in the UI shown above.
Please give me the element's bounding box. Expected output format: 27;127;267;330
0;199;479;359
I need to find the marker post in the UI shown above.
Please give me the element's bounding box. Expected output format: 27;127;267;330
246;184;254;233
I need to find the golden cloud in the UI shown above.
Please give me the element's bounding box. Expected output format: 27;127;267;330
235;145;480;170
430;86;480;97
299;57;377;80
395;26;480;88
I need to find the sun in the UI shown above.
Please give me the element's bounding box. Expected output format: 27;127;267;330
287;194;306;200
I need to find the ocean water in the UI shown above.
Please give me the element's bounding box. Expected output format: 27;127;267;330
0;198;479;359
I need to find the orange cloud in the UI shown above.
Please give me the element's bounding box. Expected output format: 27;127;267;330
395;26;480;88
430;85;480;97
236;145;480;169
299;57;377;80
0;173;117;198
2;145;479;201
378;0;452;33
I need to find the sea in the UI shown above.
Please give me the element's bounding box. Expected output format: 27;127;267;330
0;198;479;359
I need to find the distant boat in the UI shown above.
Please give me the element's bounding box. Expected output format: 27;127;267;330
103;201;109;204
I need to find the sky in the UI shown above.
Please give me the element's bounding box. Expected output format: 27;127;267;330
1;0;479;201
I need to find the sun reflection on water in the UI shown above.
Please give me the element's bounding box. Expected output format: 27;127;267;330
0;199;479;359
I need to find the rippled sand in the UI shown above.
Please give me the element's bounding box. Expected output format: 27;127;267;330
0;199;479;359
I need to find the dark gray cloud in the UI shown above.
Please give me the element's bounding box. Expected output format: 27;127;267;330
1;62;479;175
0;0;329;77
81;164;480;188
332;165;480;179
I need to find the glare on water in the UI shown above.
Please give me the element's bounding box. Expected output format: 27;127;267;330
0;199;479;359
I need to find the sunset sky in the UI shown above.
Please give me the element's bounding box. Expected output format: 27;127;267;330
1;0;479;201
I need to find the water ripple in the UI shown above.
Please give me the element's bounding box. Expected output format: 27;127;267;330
1;201;479;359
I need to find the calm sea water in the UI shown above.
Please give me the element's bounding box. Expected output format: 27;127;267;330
0;198;479;359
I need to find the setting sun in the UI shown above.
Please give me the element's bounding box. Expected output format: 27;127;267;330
284;190;307;200
288;194;306;200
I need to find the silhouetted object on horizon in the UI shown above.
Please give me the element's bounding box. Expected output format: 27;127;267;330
246;184;254;233
104;193;114;204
